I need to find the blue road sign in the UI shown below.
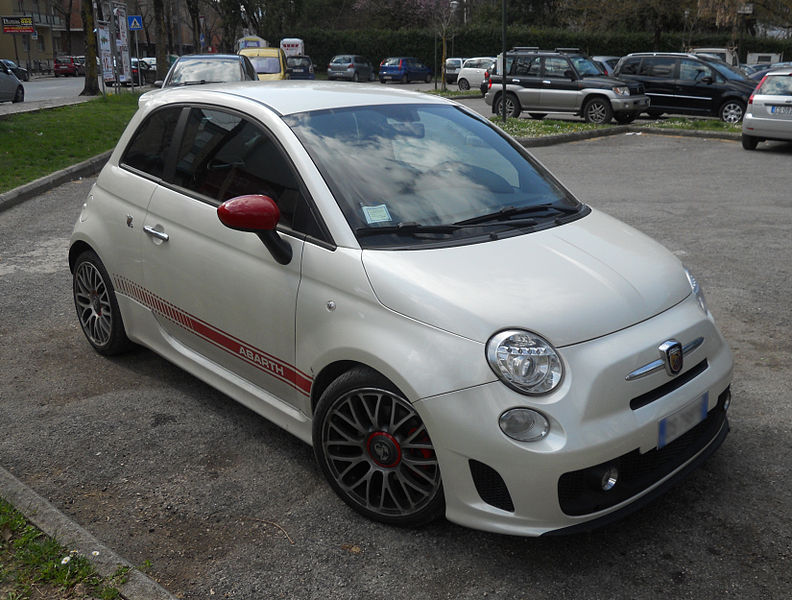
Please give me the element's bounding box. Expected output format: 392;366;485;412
127;16;143;31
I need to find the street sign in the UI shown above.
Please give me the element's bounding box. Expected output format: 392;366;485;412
127;15;143;31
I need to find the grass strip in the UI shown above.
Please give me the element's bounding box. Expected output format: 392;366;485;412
0;497;128;599
0;93;141;193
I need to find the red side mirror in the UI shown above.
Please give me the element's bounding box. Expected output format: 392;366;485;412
217;195;280;232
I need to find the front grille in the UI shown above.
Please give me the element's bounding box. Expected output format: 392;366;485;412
469;459;515;512
558;387;730;516
631;83;645;95
630;359;709;410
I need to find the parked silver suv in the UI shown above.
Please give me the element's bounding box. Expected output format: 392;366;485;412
484;47;650;124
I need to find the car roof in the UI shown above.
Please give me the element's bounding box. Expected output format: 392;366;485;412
139;80;451;117
176;53;242;61
239;47;282;56
763;69;792;77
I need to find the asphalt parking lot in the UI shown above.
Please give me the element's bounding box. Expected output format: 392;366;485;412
1;132;790;599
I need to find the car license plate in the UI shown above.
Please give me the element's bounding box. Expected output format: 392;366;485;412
658;393;708;449
771;105;792;115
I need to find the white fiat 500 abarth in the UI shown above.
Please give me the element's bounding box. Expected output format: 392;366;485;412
70;82;733;536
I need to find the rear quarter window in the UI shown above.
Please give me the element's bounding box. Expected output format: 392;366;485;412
121;106;184;179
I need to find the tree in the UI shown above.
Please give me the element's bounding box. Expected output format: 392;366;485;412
79;0;100;95
154;0;169;79
353;0;462;87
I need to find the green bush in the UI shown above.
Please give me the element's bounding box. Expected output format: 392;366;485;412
289;26;792;73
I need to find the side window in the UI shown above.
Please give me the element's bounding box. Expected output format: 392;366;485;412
171;108;305;230
511;56;539;76
640;57;676;77
122;106;184;179
544;57;570;78
680;59;710;82
619;58;640;75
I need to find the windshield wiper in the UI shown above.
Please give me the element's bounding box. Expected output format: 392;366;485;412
455;203;578;226
356;222;460;238
172;80;224;86
356;218;542;238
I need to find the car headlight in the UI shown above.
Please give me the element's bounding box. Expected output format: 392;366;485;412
612;86;630;97
685;267;708;314
486;330;563;395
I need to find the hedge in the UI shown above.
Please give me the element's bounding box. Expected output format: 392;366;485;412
276;26;792;73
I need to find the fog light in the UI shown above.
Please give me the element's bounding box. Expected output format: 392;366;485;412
601;466;619;491
499;408;549;442
723;390;731;411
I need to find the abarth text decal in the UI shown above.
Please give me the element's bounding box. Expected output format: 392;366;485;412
113;275;313;396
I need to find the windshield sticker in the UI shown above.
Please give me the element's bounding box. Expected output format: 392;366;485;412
362;204;392;224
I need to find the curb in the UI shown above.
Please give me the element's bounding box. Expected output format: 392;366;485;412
0;466;177;600
516;124;741;147
0;150;111;213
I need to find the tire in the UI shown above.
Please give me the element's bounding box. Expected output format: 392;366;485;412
583;97;613;124
647;110;664;119
72;250;132;356
741;134;759;150
494;92;521;118
614;112;637;125
353;71;359;82
380;78;386;84
529;113;546;120
12;86;23;103
720;100;745;124
458;78;470;91
313;366;445;527
401;74;408;84
425;73;432;83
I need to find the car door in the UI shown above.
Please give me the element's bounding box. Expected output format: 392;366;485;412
508;55;542;109
639;57;679;111
140;106;309;410
0;62;14;101
676;58;719;115
539;56;579;111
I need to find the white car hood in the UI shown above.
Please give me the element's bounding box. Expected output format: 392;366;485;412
361;210;690;346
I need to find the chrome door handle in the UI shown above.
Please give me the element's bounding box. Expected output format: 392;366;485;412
144;225;169;241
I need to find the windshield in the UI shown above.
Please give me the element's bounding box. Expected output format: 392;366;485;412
569;56;602;76
284;104;582;248
708;59;751;82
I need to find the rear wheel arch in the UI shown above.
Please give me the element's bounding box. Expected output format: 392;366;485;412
69;240;95;273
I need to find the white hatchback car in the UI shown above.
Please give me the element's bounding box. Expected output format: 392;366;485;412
70;81;733;536
456;56;495;94
742;69;792;149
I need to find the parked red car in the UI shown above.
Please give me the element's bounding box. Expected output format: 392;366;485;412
55;56;84;77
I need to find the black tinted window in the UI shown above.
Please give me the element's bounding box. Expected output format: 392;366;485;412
619;58;641;75
122;106;183;178
511;56;539;76
171;108;304;229
640;57;676;77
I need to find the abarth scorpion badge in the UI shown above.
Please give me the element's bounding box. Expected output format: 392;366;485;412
659;340;684;376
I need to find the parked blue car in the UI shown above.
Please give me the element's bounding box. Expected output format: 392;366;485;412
379;57;433;83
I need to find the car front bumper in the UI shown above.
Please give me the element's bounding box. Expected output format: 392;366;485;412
414;294;732;536
611;95;651;113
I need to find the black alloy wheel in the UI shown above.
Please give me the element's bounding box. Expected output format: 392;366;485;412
313;367;445;527
72;250;132;356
